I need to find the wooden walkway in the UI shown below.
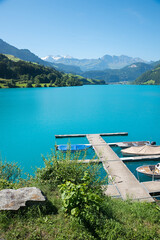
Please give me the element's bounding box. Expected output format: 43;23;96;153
86;134;154;202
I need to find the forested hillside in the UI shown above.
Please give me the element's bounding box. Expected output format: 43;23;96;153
0;54;104;88
82;62;152;83
135;64;160;85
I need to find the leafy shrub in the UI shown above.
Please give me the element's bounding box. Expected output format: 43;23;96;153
59;171;104;219
36;149;107;191
0;160;21;182
0;160;21;190
26;81;33;88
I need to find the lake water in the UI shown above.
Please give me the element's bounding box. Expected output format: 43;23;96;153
0;85;160;181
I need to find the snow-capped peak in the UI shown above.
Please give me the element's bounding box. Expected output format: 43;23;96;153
41;55;73;62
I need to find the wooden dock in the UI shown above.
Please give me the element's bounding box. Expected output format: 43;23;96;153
55;132;160;201
86;134;154;202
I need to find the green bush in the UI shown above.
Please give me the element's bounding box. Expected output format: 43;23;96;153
0;160;22;190
0;160;21;182
36;149;107;191
59;171;107;231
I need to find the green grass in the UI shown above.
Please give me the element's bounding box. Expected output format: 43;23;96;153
143;79;155;85
0;153;160;240
4;54;21;62
0;79;54;88
0;191;159;240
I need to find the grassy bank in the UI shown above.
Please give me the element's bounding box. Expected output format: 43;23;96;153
0;151;160;240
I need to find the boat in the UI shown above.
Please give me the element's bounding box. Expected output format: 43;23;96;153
121;145;160;156
56;144;92;152
116;141;155;148
136;163;160;179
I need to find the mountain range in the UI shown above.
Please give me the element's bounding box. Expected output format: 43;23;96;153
42;54;146;71
0;38;159;84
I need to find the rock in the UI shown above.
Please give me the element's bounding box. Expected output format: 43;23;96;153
0;187;46;210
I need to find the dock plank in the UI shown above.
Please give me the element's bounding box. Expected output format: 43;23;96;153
103;185;121;198
141;181;160;194
121;155;160;162
55;132;128;138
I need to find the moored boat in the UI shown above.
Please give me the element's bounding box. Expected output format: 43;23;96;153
121;145;160;156
56;144;92;152
136;163;160;179
117;141;155;148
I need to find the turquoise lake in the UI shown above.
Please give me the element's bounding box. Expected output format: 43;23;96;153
0;85;160;181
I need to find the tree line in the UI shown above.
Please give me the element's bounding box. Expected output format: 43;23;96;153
0;54;82;87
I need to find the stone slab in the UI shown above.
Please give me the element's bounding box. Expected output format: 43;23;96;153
0;187;46;210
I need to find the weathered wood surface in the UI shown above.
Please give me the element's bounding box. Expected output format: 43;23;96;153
55;132;128;138
86;134;154;202
141;181;160;194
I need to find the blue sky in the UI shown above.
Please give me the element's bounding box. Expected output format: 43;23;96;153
0;0;160;61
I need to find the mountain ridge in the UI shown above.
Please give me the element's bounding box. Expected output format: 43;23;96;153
42;54;146;71
0;39;83;74
0;38;50;66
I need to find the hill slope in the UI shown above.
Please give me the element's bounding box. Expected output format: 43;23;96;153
0;39;83;74
135;64;160;85
82;62;152;83
0;54;104;88
0;39;50;66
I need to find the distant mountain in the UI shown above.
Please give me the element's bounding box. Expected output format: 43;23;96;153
150;60;160;68
134;64;160;85
52;62;83;75
42;54;146;71
82;62;153;83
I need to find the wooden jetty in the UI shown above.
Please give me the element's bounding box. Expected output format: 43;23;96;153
55;132;128;138
86;134;154;202
55;132;160;202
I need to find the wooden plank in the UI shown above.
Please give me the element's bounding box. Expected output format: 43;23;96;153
103;185;121;198
55;132;128;138
100;132;128;136
142;181;160;194
55;134;86;138
121;155;160;162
